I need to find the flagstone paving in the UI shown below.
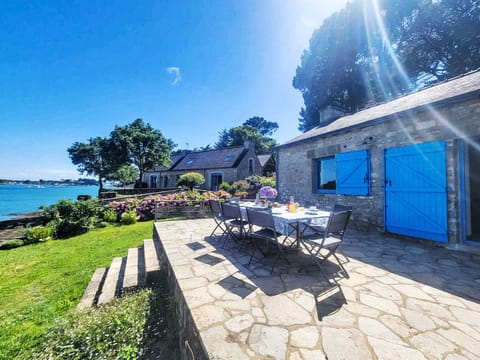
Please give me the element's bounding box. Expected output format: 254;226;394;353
154;219;480;360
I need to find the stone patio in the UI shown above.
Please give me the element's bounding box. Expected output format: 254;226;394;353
154;218;480;360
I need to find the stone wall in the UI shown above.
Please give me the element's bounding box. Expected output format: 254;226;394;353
276;97;480;244
153;226;209;360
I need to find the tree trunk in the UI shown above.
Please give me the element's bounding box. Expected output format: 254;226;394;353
98;178;104;196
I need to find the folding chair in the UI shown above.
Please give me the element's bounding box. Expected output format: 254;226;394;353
333;204;352;212
300;209;352;281
221;202;248;248
246;207;291;273
306;204;352;234
208;199;228;240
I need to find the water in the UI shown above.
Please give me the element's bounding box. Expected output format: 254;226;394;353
0;184;99;221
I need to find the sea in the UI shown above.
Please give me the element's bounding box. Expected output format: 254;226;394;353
0;184;99;221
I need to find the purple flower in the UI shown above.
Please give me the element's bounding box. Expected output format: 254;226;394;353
259;186;278;199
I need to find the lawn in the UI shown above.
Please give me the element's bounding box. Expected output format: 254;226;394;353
0;221;154;360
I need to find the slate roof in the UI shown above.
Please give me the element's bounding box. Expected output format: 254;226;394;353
278;70;480;148
172;146;249;171
154;153;186;171
257;154;272;168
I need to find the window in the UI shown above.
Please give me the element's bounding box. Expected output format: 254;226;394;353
211;173;223;191
163;175;168;188
315;157;336;193
186;159;194;165
224;155;233;162
150;175;157;188
314;150;370;195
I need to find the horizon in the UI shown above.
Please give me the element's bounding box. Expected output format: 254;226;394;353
0;1;348;181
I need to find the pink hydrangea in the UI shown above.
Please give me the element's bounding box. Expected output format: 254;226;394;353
259;186;278;199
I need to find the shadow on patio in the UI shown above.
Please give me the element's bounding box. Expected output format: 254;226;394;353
154;218;480;360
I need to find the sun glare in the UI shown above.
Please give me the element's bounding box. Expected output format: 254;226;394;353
362;0;480;152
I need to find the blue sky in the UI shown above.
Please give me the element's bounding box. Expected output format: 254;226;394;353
0;0;347;180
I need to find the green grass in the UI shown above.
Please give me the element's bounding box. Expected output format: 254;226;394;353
0;221;154;360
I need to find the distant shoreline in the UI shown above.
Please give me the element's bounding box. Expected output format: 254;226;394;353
0;179;99;186
4;211;44;219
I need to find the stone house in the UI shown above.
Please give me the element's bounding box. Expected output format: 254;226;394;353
257;154;276;177
275;70;480;248
143;142;263;191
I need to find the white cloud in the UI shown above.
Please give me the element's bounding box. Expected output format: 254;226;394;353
166;66;182;86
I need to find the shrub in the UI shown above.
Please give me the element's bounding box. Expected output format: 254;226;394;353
102;207;118;223
0;239;24;250
96;221;110;228
121;211;137;225
259;176;275;188
219;182;232;193
107;198;139;220
176;172;205;190
233;191;248;198
42;199;101;239
24;226;52;244
35;289;153;360
136;197;157;221
232;180;248;193
245;175;275;196
105;190;232;222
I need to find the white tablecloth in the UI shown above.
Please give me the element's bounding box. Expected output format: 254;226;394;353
239;203;330;236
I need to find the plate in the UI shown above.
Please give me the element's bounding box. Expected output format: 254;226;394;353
305;210;318;215
271;209;283;214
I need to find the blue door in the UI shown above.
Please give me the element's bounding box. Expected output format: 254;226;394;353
384;141;448;242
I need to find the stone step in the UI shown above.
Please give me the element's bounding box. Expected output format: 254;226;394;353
97;257;125;306
122;247;146;292
143;238;162;284
77;267;107;309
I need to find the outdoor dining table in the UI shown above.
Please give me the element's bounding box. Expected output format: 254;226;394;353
238;201;330;248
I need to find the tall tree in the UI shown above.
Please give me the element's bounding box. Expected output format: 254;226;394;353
293;0;480;132
215;117;278;154
214;129;230;149
68;137;122;194
243;116;279;136
396;0;480;82
111;119;174;186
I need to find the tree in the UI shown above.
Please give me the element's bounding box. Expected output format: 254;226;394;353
293;0;480;132
214;129;230;149
396;0;480;82
215;117;278;154
111;165;139;187
243;116;279;136
177;172;205;190
111;119;175;186
68;137;122;194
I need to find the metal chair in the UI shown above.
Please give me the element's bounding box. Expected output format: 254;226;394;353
333;204;352;212
221;202;248;248
208;199;228;240
300;209;352;281
307;204;352;233
246;207;290;273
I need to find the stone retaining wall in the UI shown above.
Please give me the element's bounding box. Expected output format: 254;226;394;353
153;226;209;360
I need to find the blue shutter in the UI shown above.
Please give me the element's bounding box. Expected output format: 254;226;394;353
336;150;370;195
